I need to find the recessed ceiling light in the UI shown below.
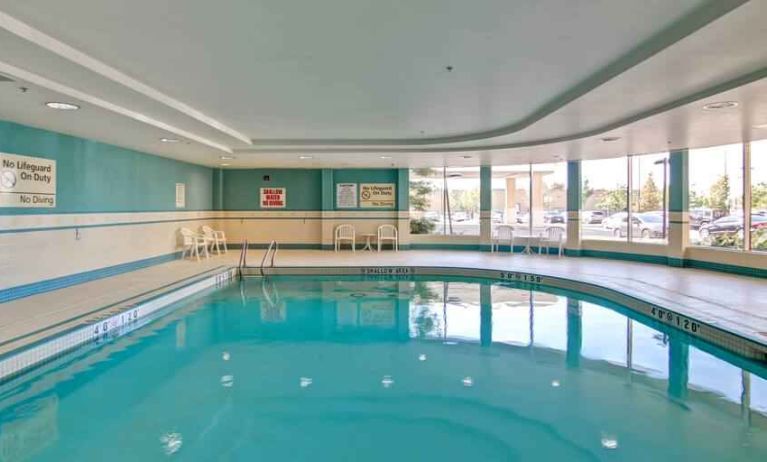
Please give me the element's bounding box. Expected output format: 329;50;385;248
600;136;620;142
220;163;230;167
160;137;180;143
702;101;738;110
220;155;235;160
45;102;79;110
299;155;313;160
380;156;392;159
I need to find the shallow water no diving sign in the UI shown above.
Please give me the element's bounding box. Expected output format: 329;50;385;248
260;187;286;208
0;152;56;208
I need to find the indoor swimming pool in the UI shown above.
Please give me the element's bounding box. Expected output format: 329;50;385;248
0;275;765;461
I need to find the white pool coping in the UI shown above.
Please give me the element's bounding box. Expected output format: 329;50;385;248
0;250;765;382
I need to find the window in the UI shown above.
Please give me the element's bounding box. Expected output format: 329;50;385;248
582;157;628;241
409;167;480;235
538;162;568;236
492;165;530;236
582;154;668;243
688;143;744;249
630;152;669;243
492;163;566;238
751;140;767;251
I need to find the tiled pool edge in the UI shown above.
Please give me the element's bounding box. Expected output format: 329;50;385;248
2;262;763;384
0;266;237;383
252;265;767;362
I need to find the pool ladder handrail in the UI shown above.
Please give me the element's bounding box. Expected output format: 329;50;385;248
237;239;248;277
260;240;278;272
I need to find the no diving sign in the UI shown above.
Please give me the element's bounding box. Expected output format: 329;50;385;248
0;152;56;208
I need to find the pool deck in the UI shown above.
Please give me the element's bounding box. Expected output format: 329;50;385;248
1;250;765;357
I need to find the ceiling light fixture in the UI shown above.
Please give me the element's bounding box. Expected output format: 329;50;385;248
220;155;235;160
160;137;180;143
220;163;230;167
600;136;620;142
45;101;79;110
299;155;313;160
380;156;392;159
702;101;738;110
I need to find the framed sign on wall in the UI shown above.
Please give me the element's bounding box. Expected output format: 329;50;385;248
260;187;286;208
0;152;56;208
175;183;186;208
336;183;358;208
360;183;395;208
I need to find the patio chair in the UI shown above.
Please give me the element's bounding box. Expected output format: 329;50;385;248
377;224;399;251
201;225;228;254
492;225;515;253
180;228;208;261
539;226;565;257
335;224;356;251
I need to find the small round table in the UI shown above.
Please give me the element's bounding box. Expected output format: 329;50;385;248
359;233;377;251
523;235;542;255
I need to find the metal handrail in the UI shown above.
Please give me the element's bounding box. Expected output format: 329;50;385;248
238;239;248;268
260;240;278;270
237;239;248;277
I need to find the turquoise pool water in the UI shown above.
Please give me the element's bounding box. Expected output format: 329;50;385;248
0;276;765;461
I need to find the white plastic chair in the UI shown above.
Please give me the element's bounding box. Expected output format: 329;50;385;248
492;225;515;253
377;224;399;251
179;228;208;261
201;225;228;254
335;224;356;251
539;227;565;257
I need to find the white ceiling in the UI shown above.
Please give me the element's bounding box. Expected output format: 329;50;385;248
0;0;764;168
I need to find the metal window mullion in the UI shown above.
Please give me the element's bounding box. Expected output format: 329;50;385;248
627;155;633;242
744;142;752;251
529;163;533;238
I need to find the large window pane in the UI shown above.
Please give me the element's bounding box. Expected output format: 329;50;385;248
492;163;567;240
689;143;744;249
537;162;568;236
751;140;767;251
630;152;669;243
582;157;628;241
492;165;531;236
409;167;480;235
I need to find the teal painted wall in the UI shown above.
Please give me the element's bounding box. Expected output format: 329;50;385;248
567;161;581;212
332;169;399;210
219;168;400;211
397;168;409;212
321;169;334;211
0;121;213;214
669;149;688;213
480;166;492;212
221;169;322;211
212;168;224;211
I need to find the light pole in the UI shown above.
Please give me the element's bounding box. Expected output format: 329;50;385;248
654;158;668;239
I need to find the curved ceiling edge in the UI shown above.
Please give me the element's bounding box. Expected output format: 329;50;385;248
234;67;767;155
247;0;747;147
